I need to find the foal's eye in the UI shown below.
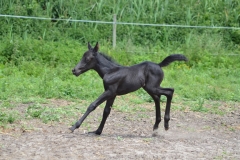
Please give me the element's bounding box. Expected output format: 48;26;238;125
86;57;91;62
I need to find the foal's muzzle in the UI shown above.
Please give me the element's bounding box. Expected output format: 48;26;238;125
72;68;81;76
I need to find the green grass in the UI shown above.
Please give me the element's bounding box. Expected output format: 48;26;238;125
0;37;240;128
0;100;19;127
26;104;77;123
0;39;239;103
0;110;18;128
0;99;88;127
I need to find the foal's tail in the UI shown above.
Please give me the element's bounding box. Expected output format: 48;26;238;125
159;54;188;67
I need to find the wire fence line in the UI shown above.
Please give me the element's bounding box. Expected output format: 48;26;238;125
1;14;240;30
1;14;239;56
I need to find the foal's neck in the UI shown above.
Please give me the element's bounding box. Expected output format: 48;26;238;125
94;54;120;78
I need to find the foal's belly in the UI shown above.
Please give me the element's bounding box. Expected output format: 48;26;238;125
104;65;148;95
116;75;145;95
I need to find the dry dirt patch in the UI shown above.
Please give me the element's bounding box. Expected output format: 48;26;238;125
0;100;240;159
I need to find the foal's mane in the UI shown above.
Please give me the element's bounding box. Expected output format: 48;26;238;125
98;52;119;65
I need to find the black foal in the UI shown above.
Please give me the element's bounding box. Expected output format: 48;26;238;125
70;42;187;135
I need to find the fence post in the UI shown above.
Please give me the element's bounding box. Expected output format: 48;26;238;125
113;14;117;48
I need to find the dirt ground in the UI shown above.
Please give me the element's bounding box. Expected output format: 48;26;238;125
0;100;240;160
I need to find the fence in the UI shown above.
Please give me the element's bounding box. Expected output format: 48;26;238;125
1;14;240;49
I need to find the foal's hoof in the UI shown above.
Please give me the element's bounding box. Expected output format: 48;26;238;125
88;130;101;135
164;126;169;131
164;124;169;131
69;126;75;133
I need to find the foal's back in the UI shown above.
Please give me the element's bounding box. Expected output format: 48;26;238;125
103;61;163;95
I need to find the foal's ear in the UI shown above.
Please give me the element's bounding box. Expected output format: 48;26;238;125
93;42;99;53
88;42;92;50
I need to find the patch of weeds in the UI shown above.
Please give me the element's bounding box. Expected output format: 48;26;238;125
26;103;78;123
26;104;45;118
202;126;211;130
1;80;7;94
190;98;208;112
209;105;224;115
0;144;4;149
213;150;229;160
72;104;88;114
0;101;15;108
160;96;167;102
0;111;18;127
176;124;182;127
81;122;91;131
172;105;186;111
117;136;123;141
186;127;196;132
137;113;149;119
136;90;153;103
124;116;134;121
97;116;102;122
130;98;145;104
20;124;34;132
40;108;63;123
114;105;130;112
114;104;148;113
228;127;235;132
143;138;152;143
21;97;48;104
132;106;147;112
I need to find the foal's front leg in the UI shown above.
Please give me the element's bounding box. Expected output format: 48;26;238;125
88;96;116;135
69;90;114;132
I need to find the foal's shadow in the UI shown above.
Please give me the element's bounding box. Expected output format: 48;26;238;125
63;131;164;139
99;133;164;139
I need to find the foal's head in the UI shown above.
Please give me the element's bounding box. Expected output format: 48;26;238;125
72;42;99;76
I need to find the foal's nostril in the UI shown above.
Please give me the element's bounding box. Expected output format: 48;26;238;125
72;69;75;73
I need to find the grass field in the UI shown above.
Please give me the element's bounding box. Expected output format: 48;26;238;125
0;38;239;128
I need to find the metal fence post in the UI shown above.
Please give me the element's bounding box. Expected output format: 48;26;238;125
113;14;117;48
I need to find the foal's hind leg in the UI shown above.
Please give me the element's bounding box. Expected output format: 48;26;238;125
144;87;174;130
149;94;161;136
157;87;174;130
88;96;116;135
